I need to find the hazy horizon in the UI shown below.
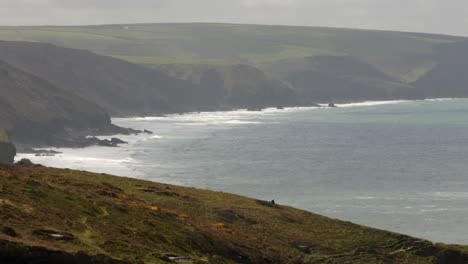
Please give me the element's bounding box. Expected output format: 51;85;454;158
0;0;467;37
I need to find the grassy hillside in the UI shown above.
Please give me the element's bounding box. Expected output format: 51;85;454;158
1;163;468;263
0;23;463;81
2;23;468;103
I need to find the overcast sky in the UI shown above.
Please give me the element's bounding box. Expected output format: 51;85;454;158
0;0;467;36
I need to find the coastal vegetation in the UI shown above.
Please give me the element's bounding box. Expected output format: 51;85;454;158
1;163;468;263
2;23;468;263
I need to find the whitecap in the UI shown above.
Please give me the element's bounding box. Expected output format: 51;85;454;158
353;196;376;200
336;100;410;108
433;192;468;199
222;120;261;125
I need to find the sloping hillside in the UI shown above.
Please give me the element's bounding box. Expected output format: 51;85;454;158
157;64;297;108
0;41;299;115
2;24;467;102
279;56;423;103
414;41;468;98
0;60;113;146
1;163;467;263
0;23;461;79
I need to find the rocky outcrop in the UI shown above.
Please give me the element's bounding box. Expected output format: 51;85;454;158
0;129;16;164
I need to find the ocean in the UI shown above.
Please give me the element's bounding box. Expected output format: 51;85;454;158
18;99;468;244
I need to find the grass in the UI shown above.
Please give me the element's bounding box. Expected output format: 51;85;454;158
108;55;232;66
0;23;461;79
1;163;467;263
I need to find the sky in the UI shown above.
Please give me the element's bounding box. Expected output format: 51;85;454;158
0;0;467;36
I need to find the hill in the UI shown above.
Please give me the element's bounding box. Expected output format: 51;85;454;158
1;163;468;263
0;24;460;75
0;40;299;116
0;129;15;164
2;23;468;102
0;60;121;147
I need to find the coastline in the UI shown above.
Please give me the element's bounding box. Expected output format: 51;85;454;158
14;97;468;245
15;97;461;177
16;97;460;156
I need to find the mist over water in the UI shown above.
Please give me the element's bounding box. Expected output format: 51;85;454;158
18;99;468;244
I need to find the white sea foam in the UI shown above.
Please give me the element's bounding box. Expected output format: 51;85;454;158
222;120;261;125
336;100;411;108
15;135;149;177
16;98;464;186
433;192;468;199
353;196;376;200
424;98;460;102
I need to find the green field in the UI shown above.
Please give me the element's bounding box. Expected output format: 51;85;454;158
0;23;462;81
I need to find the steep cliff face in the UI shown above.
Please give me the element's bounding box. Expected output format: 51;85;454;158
270;56;424;103
0;41;300;114
0;129;15;164
0;41;208;116
414;41;468;98
157;64;298;109
0;60;113;146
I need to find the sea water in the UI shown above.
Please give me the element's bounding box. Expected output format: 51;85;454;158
18;99;468;244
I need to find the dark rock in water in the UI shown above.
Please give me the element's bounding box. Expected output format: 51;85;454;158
143;129;154;135
248;107;263;112
276;106;285;110
16;159;34;166
110;138;128;145
0;129;16;164
85;137;127;147
328;103;337;108
21;148;62;155
97;139;115;147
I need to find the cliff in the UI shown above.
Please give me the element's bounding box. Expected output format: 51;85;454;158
1;163;467;263
0;129;15;164
3;24;468;103
156;64;299;109
414;41;468;98
0;60;116;147
0;41;297;116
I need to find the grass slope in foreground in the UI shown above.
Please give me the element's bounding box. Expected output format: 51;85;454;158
0;164;467;264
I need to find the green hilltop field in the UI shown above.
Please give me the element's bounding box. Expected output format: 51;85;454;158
0;23;462;81
2;23;468;105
